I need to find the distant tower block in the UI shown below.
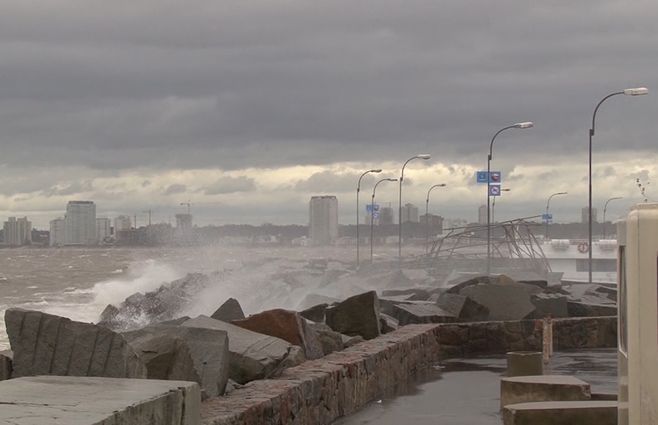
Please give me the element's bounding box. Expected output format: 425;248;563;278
309;196;338;246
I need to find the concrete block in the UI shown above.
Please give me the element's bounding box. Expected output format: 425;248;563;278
501;375;591;408
325;291;381;340
503;400;617;425
0;375;200;425
506;351;543;377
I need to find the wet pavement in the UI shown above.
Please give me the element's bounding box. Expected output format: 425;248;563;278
334;349;616;425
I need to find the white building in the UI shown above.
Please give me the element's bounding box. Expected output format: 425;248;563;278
64;201;96;245
309;196;338;245
96;218;111;243
49;218;65;246
3;217;32;246
478;205;487;225
114;215;132;234
400;203;419;223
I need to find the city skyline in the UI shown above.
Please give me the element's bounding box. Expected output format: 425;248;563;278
0;1;655;227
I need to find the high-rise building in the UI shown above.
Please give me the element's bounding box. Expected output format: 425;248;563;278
3;217;32;246
478;205;487;225
309;196;338;245
175;213;193;242
400;203;420;224
380;206;395;225
64;201;96;245
581;207;598;224
114;215;132;233
96;218;111;243
49;218;65;246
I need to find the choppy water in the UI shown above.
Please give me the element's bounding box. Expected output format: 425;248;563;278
0;245;368;350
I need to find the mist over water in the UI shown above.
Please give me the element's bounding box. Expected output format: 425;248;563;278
0;245;404;349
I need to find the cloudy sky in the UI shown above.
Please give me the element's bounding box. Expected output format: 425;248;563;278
1;0;657;228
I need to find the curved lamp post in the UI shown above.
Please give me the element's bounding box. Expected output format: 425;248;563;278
545;192;567;240
371;178;398;263
425;183;447;253
399;154;431;260
588;87;648;283
491;188;511;224
487;122;533;275
602;196;623;239
356;169;382;267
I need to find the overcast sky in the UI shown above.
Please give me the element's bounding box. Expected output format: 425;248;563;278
1;0;657;228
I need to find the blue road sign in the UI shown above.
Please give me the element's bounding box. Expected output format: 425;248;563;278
489;185;501;196
542;213;553;220
489;171;502;183
366;204;379;213
476;171;488;183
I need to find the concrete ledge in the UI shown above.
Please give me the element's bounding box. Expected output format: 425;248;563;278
503;400;617;425
500;375;591;408
0;376;201;425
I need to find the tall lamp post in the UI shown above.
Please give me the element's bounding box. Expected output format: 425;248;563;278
602;196;623;239
487;122;533;275
399;154;431;260
545;192;567;240
356;169;382;267
371;178;398;262
588;87;648;283
491;188;511;224
425;183;447;253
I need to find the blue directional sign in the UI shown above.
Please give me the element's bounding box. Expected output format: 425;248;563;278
489;171;502;183
476;171;489;183
366;204;379;213
489;185;501;196
542;213;553;223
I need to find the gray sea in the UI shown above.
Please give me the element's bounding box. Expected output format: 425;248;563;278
0;245;394;350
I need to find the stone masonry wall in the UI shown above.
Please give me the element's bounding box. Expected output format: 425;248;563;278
200;316;617;425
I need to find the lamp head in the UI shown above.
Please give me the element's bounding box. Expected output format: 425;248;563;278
439;183;447;187
624;87;649;96
514;122;534;129
371;169;383;173
387;178;398;182
416;154;431;160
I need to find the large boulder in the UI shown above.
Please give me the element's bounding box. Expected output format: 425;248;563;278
325;291;381;340
0;351;11;381
392;303;456;325
531;293;569;318
299;303;329;322
459;282;536;321
5;308;146;379
211;298;245;322
436;293;489;321
123;324;230;398
182;315;304;384
232;309;323;360
307;322;344;355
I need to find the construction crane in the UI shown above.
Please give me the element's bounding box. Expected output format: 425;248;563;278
180;202;191;215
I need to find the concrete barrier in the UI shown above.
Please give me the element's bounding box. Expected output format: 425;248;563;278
0;375;201;425
500;375;591;408
200;316;616;425
503;400;617;425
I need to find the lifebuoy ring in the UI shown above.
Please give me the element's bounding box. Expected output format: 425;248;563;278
577;242;589;253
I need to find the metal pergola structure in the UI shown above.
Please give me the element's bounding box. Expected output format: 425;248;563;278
427;215;551;275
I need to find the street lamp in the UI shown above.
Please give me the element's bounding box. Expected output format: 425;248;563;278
356;169;382;267
371;178;398;263
399;154;431;260
588;87;648;283
487;122;533;275
491;188;511;224
425;183;447;253
545;192;567;240
602;196;623;239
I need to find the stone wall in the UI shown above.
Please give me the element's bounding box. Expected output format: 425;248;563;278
200;316;617;425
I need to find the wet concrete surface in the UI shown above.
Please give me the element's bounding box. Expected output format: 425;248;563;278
334;349;616;425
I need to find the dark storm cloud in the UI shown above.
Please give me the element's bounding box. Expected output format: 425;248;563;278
163;184;187;195
0;0;656;172
203;176;256;195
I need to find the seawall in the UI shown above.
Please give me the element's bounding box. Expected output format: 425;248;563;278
201;316;616;425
